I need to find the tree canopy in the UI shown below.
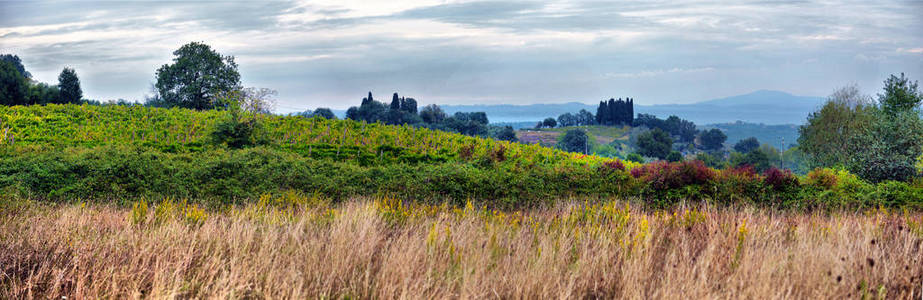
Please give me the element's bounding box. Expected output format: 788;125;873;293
155;42;241;110
733;137;760;153
58;67;83;104
0;61;29;105
636;128;673;159
698;128;727;151
558;129;589;153
798;85;876;168
0;54;30;79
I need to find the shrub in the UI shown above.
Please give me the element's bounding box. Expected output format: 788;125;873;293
805;168;838;188
210;111;269;149
870;181;923;208
763;168;799;191
712;165;764;205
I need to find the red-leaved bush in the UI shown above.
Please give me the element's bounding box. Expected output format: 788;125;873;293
630;160;715;190
717;165;761;182
601;160;625;172
763;167;799;191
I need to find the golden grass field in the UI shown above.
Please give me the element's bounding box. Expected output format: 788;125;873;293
2;197;922;299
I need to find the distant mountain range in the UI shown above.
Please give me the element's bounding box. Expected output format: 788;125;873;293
442;90;825;125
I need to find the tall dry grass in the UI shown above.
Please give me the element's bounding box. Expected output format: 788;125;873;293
1;198;922;299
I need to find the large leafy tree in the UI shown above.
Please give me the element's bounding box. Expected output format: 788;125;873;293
798;85;876;168
636;128;673;159
733;137;760;153
58;67;82;104
847;75;923;182
155;42;241;110
559;129;589;154
698;128;727;151
0;61;28;105
849;110;923;182
420;104;446;124
27;82;59;105
0;54;31;79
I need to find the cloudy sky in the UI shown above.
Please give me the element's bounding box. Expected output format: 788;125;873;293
1;0;921;112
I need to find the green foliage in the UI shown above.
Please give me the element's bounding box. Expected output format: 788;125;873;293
626;153;644;163
636;128;672;159
0;54;31;79
666;151;683;162
0;61;29;105
299;108;337;119
878;73;922;115
57;67;82;104
695;152;725;169
210;110;269;149
155;42;241;110
27;83;59;105
558;129;589;154
542;117;557;128
730;148;772;173
733;137;760;153
698;128;726;151
420;104;446;124
803;78;923;183
490;125;518;142
848;109;923;182
799;85;876;169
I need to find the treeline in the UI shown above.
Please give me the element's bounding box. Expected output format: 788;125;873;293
342;91;517;142
537;97;635;128
0;54;83;105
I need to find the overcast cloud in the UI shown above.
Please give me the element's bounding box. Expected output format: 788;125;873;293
1;0;921;112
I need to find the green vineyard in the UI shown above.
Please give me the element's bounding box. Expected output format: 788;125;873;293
0;104;624;168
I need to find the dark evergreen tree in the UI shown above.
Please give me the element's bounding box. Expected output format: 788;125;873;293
0;54;31;79
558;129;589;153
390;93;401;110
543;117;557;128
312;108;336;119
699;128;727;151
402;97;418;114
596;101;608;125
734;137;760;153
636;128;673;159
0;61;28;105
627;98;634;125
58;67;82;104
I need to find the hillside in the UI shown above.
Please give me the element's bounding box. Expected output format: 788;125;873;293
0;104;602;167
1;104;919;212
0;104;630;205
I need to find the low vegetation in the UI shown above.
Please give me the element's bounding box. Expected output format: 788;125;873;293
2;198;921;298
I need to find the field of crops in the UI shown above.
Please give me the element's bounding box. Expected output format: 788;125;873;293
0;104;619;168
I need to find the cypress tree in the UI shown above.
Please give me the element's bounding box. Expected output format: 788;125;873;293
628;98;634;125
596;101;608;125
390;93;401;110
